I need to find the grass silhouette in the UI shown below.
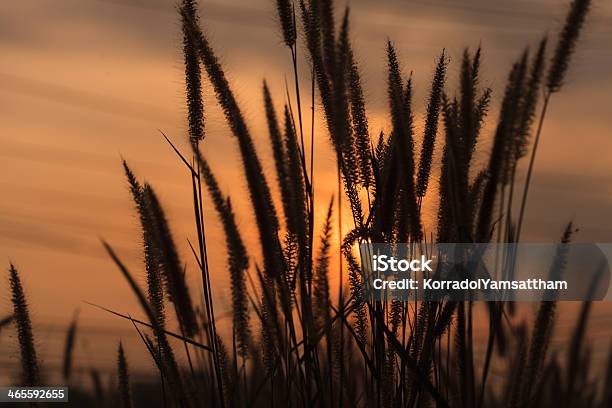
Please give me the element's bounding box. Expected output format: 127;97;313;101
4;0;610;407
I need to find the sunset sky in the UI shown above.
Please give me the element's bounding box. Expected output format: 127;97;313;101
1;0;611;380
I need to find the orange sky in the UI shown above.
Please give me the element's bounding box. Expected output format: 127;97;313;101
1;0;612;380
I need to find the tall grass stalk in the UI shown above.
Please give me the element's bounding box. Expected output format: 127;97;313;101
117;342;134;408
515;0;591;243
62;308;79;382
8;264;39;387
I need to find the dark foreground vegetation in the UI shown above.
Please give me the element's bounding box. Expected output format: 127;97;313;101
5;0;611;406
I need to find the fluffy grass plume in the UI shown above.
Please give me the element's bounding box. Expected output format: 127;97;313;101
348;51;373;188
62;309;79;382
276;0;296;47
181;0;205;145
197;152;252;357
283;104;308;248
142;184;197;337
8;263;40;386
122;161;166;328
385;42;420;240
416;50;447;198
117;342;134;408
313;197;333;332
547;0;591;93
476;58;525;241
263;81;293;229
515;37;547;159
